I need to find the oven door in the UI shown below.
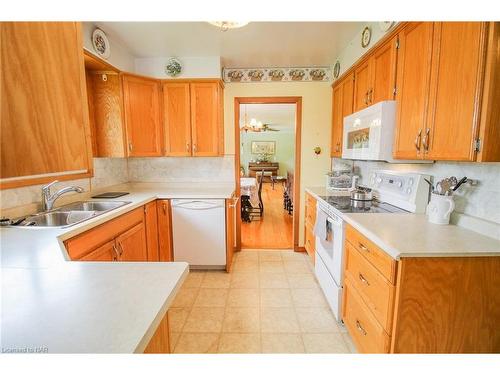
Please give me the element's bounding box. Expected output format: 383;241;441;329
315;211;344;286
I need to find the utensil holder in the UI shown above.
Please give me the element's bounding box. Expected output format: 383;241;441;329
426;193;455;225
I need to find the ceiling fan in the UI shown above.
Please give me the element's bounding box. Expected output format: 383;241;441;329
240;106;280;132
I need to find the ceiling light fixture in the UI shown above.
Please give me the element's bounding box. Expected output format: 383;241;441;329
208;21;249;32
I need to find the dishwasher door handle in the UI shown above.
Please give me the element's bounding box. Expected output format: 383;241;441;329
172;200;223;210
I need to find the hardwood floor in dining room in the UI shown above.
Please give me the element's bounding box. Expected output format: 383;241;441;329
241;182;293;249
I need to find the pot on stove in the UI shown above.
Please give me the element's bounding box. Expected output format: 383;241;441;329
350;187;373;201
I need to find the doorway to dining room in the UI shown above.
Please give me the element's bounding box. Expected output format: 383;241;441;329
234;97;302;250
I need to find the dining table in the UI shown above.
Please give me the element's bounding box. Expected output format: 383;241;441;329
240;177;259;206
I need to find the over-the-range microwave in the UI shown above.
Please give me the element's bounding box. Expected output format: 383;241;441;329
341;100;430;163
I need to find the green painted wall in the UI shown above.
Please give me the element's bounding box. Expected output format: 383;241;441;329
240;131;295;176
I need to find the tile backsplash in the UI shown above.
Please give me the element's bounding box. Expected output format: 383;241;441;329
340;159;500;225
127;156;235;183
0;156;235;213
0;157;128;213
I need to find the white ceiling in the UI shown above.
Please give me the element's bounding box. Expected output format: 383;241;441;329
239;103;296;131
94;22;364;67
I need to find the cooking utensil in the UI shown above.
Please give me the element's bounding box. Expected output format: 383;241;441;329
424;178;434;193
452;177;468;192
350;187;373;201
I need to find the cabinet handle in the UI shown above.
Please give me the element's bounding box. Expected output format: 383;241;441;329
128;142;133;152
368;89;373;103
359;242;369;252
356;320;367;336
193;143;197;152
335;142;340;152
414;129;422;152
162;202;167;215
422;128;430;152
358;272;370;286
186;142;190;152
112;244;120;261
117;242;124;256
364;91;369;105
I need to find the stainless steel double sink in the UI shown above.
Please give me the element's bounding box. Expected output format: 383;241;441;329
15;201;131;228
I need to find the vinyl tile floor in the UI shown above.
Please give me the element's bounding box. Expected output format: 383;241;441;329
168;250;356;354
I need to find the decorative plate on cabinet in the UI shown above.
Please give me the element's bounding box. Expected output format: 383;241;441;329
361;26;372;48
333;61;340;79
165;58;182;77
92;29;111;59
378;22;395;32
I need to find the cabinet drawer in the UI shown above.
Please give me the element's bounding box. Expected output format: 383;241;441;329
305;193;317;225
345;225;396;283
305;222;316;260
345;241;395;333
65;207;144;260
343;277;391;353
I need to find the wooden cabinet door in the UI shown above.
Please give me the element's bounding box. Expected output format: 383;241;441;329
163;82;192;156
370;36;398;105
331;83;344;157
426;22;486;161
342;72;355;117
393;22;434;160
88;72;126;157
156;199;173;262
116;222;148;261
145;201;159;261
190;82;220;156
225;196;236;272
122;74;163;157
353;60;371;112
0;22;92;186
79;240;117;261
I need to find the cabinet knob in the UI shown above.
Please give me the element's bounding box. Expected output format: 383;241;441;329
128;142;133;152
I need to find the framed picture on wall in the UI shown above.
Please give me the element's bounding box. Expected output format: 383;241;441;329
251;141;276;155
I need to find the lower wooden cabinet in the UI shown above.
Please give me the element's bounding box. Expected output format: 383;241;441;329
225;195;237;272
79;240;117;261
304;192;317;261
144;311;170;353
65;207;146;261
116;222;148;261
157;199;173;262
342;224;500;353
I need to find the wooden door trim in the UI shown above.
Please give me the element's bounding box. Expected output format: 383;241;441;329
234;96;302;252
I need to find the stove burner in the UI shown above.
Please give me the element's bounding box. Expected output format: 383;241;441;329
318;195;407;214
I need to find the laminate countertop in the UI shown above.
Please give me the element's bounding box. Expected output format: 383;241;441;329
1;182;235;353
305;186;500;260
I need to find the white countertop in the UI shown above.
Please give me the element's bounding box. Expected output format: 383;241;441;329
305;186;500;260
1;182;235;353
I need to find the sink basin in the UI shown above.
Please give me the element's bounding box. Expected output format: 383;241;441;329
58;201;130;212
23;211;98;227
12;201;132;228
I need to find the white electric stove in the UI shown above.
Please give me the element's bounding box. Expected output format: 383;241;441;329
313;170;430;322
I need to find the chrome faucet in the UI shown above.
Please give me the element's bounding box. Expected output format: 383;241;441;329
41;180;84;211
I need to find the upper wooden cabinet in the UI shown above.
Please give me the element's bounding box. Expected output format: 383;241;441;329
163;83;192;156
122;74;163;157
353;36;397;111
426;22;486;161
0;22;92;189
331;72;354;157
84;52;126;158
394;22;498;161
163;80;224;156
393;22;435;160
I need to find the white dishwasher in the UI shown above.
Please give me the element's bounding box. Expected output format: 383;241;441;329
171;199;226;269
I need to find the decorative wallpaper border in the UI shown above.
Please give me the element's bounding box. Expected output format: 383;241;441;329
222;66;332;83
